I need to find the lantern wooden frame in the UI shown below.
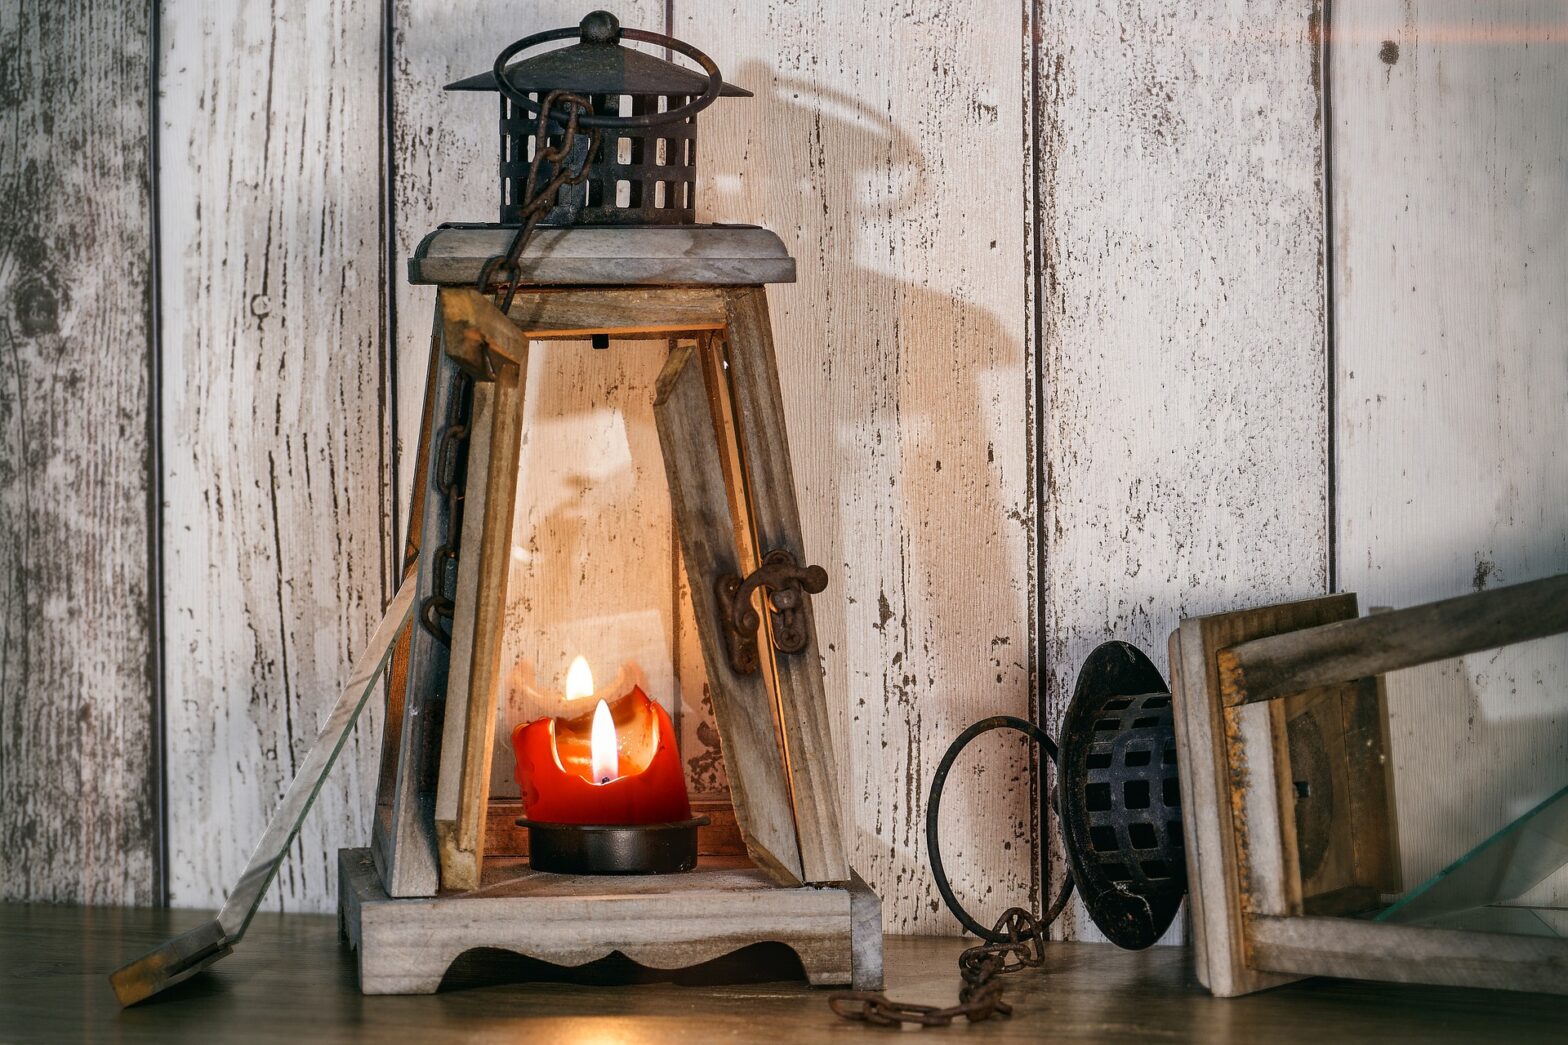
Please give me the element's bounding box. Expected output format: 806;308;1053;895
1170;575;1568;998
341;226;881;995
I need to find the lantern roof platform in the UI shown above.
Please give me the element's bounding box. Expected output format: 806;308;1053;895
409;224;795;287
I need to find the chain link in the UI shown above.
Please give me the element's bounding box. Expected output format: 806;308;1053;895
418;375;474;644
829;907;1050;1027
480;90;602;314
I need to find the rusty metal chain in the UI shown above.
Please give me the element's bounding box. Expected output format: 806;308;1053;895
418;374;474;644
478;89;603;314
829;906;1056;1027
831;715;1074;1027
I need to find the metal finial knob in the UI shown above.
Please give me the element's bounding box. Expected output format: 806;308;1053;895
580;10;620;44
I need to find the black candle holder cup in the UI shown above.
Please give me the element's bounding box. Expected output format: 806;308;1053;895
516;816;710;875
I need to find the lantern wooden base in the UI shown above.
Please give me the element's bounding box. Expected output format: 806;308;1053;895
337;848;883;996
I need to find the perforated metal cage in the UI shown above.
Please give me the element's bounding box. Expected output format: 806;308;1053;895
1059;641;1186;949
499;93;697;225
445;11;750;227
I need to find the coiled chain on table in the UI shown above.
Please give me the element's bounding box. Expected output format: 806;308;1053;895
828;903;1066;1027
830;714;1073;1027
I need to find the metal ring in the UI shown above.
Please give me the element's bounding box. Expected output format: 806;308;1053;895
926;715;1074;943
490;26;724;129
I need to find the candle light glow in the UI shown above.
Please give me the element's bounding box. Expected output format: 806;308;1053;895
590;699;618;784
511;655;693;825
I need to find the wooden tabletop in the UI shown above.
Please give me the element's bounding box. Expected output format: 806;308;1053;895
3;902;1561;1042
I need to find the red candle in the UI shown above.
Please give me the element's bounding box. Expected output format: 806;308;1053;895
511;684;692;825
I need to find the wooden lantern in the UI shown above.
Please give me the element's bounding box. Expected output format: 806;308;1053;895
342;237;880;994
336;13;881;995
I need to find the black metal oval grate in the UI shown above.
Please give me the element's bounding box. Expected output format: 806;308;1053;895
1059;642;1187;949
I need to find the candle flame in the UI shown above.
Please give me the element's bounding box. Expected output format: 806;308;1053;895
590;698;618;784
565;655;594;701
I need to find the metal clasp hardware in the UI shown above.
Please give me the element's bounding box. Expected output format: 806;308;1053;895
714;550;828;675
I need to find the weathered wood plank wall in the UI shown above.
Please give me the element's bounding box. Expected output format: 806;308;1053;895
10;0;1560;946
1035;1;1331;940
158;0;391;911
678;0;1039;933
1331;1;1568;906
0;0;159;906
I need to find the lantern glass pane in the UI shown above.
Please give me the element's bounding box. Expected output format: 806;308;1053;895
1376;781;1568;937
488;339;729;803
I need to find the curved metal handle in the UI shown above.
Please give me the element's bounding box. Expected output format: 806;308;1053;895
926;717;1075;943
715;550;828;675
491;13;725;130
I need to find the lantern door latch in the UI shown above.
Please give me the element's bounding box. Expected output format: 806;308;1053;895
715;550;829;675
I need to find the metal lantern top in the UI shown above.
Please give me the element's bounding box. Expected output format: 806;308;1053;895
447;10;750;227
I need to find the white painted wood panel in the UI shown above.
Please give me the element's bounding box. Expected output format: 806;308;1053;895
0;0;157;906
159;0;389;912
1036;1;1331;940
1331;1;1568;906
674;0;1036;934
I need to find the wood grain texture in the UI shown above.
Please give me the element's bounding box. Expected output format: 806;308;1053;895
11;904;1568;1042
448;342;526;884
1220;574;1568;705
721;287;850;884
0;0;157;906
1330;0;1568;910
654;344;803;883
1036;0;1331;941
503;287;727;339
675;0;1036;934
408;225;795;287
340;848;872;994
159;0;389;913
1249;915;1568;996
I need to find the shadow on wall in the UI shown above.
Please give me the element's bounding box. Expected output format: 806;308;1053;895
703;61;1035;933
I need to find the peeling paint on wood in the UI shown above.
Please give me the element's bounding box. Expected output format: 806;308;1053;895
158;0;389;913
0;0;157;906
1035;1;1330;941
1331;1;1568;910
675;0;1036;934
